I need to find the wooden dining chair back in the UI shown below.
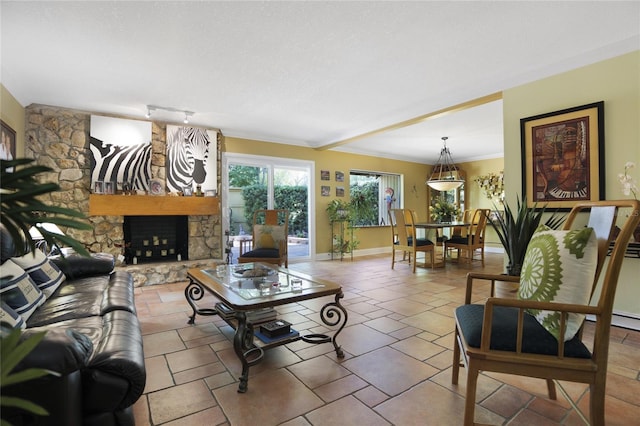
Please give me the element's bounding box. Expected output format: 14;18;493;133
389;208;435;272
451;200;640;426
239;209;289;267
444;208;490;266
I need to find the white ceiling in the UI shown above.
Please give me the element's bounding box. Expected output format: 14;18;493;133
2;1;638;164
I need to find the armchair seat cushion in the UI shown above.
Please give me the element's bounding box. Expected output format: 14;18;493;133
455;304;591;359
240;248;281;259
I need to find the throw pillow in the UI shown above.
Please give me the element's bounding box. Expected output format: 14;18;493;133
254;225;285;250
1;301;26;329
518;225;597;342
0;260;46;321
12;250;66;297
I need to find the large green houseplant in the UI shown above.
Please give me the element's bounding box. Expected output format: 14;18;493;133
1;158;91;423
490;195;564;276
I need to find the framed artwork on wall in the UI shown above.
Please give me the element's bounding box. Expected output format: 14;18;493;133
321;170;330;181
336;186;345;197
335;171;344;182
1;120;16;162
521;101;604;209
321;185;331;196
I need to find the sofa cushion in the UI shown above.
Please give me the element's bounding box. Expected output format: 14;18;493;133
51;253;115;280
518;225;597;341
1;300;26;329
26;271;136;327
11;249;66;297
0;260;46;321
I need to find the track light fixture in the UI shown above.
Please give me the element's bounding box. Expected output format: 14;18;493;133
145;104;194;124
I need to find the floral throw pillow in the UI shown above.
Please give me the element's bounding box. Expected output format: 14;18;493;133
254;225;285;250
518;225;597;342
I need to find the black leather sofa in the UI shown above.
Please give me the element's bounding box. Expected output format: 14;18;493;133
0;226;146;426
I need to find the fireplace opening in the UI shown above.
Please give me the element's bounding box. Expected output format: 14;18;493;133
123;216;188;264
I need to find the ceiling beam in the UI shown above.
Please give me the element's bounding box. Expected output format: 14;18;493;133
316;91;503;151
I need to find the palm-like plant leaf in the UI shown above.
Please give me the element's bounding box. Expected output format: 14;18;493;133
489;195;564;276
1;159;91;257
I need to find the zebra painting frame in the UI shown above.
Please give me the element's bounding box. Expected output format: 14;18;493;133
165;125;218;194
89;116;153;193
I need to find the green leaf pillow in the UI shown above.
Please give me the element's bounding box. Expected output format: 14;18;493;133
254;225;285;250
518;225;597;342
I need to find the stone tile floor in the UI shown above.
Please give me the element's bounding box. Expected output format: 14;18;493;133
132;253;640;425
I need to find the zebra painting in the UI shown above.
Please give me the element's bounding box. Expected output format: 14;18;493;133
89;139;152;191
166;125;218;194
89;116;152;192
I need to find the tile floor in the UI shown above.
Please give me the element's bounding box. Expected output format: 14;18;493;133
131;253;640;425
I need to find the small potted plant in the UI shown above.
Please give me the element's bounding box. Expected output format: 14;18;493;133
490;195;564;276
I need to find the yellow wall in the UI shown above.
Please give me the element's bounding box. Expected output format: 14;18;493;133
458;157;504;248
503;50;639;204
503;50;640;318
1;84;25;157
225;137;431;254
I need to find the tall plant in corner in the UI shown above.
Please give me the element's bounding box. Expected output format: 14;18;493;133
490;195;564;276
1;158;91;423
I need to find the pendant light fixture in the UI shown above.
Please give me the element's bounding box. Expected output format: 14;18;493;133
426;136;464;191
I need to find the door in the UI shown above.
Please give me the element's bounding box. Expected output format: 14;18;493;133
222;153;314;263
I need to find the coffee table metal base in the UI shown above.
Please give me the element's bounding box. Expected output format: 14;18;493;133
184;278;347;393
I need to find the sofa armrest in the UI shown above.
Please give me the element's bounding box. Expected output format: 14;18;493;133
85;311;146;410
51;253;115;280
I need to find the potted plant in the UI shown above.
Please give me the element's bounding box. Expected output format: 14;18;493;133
490;195;564;276
325;199;359;258
430;197;461;223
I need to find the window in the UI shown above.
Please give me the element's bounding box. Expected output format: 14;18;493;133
350;170;403;226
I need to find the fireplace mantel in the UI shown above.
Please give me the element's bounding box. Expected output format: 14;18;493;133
89;194;219;216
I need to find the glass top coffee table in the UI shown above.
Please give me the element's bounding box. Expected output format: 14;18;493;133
185;262;348;393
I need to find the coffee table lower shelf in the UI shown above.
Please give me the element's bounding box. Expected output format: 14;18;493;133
184;278;347;393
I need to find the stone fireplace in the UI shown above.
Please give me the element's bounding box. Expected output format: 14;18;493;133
24;104;224;285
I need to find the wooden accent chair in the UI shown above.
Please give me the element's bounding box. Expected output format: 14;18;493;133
444;208;490;266
389;208;435;272
239;209;289;268
451;200;640;426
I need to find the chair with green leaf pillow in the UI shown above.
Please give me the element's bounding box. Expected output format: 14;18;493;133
451;200;640;426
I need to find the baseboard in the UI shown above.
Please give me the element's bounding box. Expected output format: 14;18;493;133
587;311;640;331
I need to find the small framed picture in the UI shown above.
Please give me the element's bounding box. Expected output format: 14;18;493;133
321;170;330;181
0;120;16;162
94;181;104;194
336;186;345;197
335;171;344;182
321;185;331;196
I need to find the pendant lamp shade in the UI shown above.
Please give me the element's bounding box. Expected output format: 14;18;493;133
426;137;464;190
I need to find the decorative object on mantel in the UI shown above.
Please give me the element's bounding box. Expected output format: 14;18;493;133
149;179;164;196
426;136;464;191
475;171;505;203
430;196;461;223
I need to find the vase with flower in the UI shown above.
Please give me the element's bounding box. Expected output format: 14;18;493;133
430;197;460;223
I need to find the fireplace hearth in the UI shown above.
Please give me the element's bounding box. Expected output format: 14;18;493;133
123;216;188;264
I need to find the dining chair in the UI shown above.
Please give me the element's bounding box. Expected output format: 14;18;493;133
238;209;289;268
444;208;490;266
451;200;640;426
389;208;435;272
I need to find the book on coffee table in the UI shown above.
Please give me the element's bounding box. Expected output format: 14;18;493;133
254;328;299;344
